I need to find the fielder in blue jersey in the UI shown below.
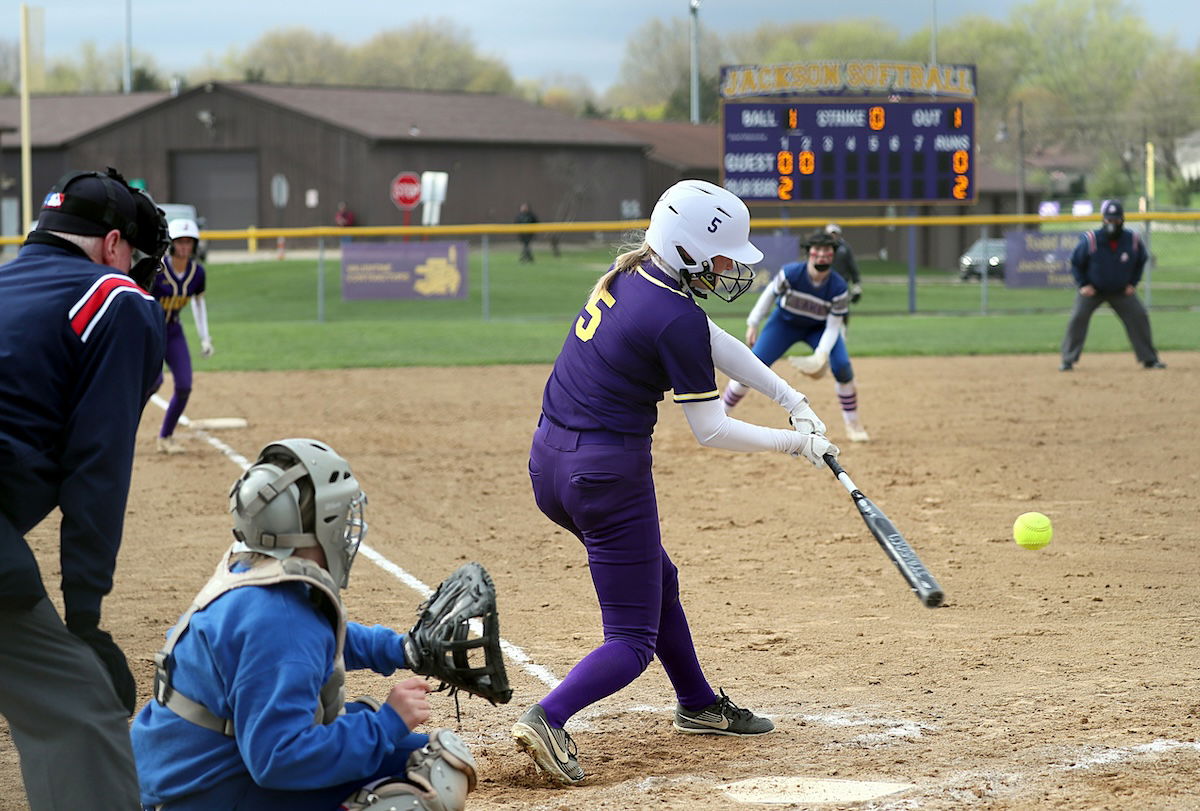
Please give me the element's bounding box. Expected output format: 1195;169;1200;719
0;167;168;808
722;230;870;442
150;217;214;454
512;180;840;785
132;439;478;811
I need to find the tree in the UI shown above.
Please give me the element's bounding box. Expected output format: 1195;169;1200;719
235;28;351;84
350;20;515;93
605;18;724;112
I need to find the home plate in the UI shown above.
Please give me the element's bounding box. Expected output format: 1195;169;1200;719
188;417;248;430
722;776;914;804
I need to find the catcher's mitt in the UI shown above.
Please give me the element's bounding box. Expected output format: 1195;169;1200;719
405;562;512;705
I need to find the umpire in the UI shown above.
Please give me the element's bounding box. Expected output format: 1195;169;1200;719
0;167;167;808
1060;199;1165;371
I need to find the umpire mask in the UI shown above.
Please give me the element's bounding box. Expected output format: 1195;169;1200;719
229;439;368;589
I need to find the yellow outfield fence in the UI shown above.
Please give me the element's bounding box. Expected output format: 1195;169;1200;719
4;211;1200;250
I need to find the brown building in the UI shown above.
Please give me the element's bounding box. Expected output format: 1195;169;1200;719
1;82;646;235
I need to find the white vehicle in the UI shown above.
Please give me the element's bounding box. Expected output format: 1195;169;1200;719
158;203;209;261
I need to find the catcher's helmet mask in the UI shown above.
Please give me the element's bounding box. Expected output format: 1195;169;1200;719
229;439;367;589
645;179;761;302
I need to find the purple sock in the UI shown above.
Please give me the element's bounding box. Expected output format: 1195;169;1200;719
160;387;191;437
655;598;716;711
540;640;647;728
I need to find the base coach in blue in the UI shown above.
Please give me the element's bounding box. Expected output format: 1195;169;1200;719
0;167;168;808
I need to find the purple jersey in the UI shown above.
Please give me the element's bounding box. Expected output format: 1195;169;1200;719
541;261;717;436
151;257;207;324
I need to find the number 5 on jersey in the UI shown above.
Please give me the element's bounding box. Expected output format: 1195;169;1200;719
575;289;616;342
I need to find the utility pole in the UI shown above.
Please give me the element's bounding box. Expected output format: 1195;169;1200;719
1016;100;1026;218
689;0;700;124
123;0;132;93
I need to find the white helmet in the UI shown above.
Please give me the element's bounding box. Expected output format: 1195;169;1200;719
168;218;200;242
229;438;367;589
644;179;762;302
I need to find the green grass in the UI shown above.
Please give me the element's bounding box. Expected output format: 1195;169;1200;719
188;241;1198;370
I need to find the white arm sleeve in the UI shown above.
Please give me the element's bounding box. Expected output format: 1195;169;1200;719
190;294;211;344
745;272;782;327
814;313;844;356
708;318;808;413
681;398;807;454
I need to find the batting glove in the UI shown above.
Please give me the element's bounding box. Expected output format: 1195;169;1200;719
849;283;863;303
789;401;826;436
791;433;840;468
201;338;214;358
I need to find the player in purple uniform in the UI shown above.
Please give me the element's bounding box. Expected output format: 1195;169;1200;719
512;180;839;785
721;230;870;442
151;217;214;454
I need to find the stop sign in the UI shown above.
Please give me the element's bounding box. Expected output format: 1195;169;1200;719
390;171;422;211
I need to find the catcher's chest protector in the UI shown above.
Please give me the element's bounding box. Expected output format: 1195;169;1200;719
153;547;348;736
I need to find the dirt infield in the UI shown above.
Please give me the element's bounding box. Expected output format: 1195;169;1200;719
3;353;1198;810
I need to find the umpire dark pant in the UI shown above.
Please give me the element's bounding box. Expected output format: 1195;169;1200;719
1060;290;1159;366
0;598;140;809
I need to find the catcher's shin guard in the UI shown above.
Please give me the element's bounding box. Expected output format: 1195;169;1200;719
341;729;477;811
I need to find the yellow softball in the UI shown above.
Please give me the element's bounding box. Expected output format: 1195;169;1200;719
1013;512;1053;550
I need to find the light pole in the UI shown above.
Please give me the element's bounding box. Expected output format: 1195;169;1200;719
123;0;132;93
996;101;1026;218
689;0;700;124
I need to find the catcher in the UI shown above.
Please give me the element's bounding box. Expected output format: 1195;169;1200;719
131;438;509;811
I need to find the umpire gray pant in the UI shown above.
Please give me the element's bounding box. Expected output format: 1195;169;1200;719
1060;290;1159;366
0;599;140;809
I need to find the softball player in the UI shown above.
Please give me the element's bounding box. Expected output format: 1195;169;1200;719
151;218;213;453
722;230;870;442
512;180;838;785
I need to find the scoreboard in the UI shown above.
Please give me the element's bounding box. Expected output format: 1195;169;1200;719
722;99;976;205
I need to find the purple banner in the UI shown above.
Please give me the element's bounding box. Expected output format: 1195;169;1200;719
341;241;468;300
1003;231;1077;289
752;233;801;275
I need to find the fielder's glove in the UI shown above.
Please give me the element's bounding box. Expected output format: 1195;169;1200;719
788;400;826;436
791;433;840;468
200;338;214;358
66;611;137;716
789;349;829;379
404;562;512;705
849;283;863;304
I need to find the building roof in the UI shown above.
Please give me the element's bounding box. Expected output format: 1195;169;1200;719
223;83;645;148
0;91;169;147
596;119;720;170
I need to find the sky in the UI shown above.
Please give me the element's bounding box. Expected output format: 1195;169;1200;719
4;0;1197;94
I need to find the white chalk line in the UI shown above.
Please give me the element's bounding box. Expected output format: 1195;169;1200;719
149;399;562;691
1058;738;1200;770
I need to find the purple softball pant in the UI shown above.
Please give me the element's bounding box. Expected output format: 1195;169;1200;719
153;321;192;438
528;417;717;726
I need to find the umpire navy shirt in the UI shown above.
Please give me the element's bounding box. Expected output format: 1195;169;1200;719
0;237;164;616
1069;228;1147;294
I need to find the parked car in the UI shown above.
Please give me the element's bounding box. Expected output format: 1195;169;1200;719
158;203;209;261
958;237;1006;281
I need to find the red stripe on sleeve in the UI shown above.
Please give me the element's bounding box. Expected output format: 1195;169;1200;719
69;276;144;338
